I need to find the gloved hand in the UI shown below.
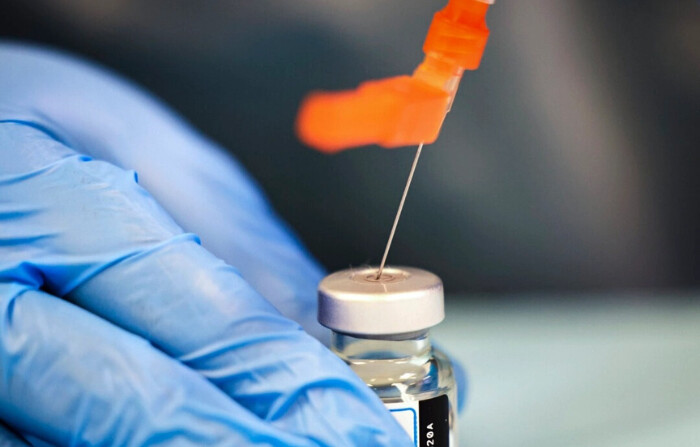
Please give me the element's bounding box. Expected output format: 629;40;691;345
0;42;464;446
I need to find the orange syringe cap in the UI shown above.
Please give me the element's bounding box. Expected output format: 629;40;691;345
296;0;493;153
297;76;449;152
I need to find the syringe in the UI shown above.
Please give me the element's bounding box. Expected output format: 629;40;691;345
295;0;495;277
296;0;494;153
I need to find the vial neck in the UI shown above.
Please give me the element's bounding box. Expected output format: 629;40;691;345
330;330;433;362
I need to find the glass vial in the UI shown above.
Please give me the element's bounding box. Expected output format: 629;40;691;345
318;267;456;446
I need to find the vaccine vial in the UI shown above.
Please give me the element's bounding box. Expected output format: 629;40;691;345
318;266;456;446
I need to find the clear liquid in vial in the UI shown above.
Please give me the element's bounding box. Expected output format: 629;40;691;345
331;331;456;446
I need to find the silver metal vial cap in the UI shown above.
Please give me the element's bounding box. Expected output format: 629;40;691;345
318;266;445;336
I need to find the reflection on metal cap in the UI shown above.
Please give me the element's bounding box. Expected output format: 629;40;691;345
318;266;445;336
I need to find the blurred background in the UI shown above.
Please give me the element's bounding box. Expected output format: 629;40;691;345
3;1;700;446
2;0;698;294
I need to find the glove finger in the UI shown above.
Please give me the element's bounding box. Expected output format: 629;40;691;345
0;422;28;446
0;123;411;445
0;43;326;341
452;350;468;413
0;283;313;447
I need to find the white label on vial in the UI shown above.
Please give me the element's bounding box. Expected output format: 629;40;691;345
386;401;419;445
385;395;450;447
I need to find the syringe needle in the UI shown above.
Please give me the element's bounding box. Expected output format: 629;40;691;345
376;143;424;279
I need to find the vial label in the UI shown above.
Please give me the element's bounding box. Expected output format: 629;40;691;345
385;394;449;447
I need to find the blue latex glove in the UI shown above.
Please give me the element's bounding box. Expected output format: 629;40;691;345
0;42;464;446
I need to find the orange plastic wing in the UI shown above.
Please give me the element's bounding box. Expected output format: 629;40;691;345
296;0;493;153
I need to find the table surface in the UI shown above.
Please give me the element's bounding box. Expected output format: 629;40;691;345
433;296;700;447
